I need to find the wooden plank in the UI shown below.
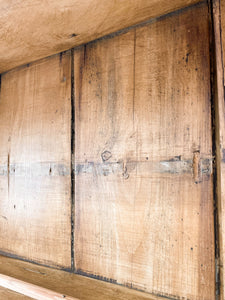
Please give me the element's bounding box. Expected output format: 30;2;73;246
212;0;225;299
74;3;215;299
0;286;33;300
0;274;78;300
0;255;165;300
0;52;72;268
0;0;202;74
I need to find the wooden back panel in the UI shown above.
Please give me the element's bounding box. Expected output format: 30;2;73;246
74;3;215;299
0;53;72;268
0;2;216;298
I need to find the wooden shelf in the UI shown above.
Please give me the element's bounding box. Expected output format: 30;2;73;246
0;286;33;300
0;255;162;300
0;0;201;74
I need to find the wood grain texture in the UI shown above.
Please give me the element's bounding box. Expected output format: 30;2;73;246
74;3;215;299
0;52;72;268
0;0;202;74
0;255;164;300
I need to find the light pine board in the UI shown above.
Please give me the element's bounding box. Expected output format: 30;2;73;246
0;0;202;74
0;52;72;268
74;3;215;299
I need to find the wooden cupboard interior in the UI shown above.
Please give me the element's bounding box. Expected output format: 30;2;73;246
0;0;225;299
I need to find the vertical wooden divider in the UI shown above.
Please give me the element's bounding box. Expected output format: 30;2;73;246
71;48;75;272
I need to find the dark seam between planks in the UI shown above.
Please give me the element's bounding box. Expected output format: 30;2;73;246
209;0;221;298
0;250;190;300
75;269;190;300
0;250;72;273
70;48;75;273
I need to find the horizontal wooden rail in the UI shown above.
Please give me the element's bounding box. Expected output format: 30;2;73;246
0;0;201;73
0;274;79;300
0;255;164;300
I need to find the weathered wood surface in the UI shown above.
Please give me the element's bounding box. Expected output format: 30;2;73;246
74;3;215;299
0;53;72;268
0;0;202;74
0;255;162;300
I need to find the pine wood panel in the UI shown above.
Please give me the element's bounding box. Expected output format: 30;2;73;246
0;0;202;74
0;53;72;268
0;255;163;300
74;3;215;299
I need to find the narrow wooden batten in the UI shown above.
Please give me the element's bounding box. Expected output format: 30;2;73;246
0;274;78;300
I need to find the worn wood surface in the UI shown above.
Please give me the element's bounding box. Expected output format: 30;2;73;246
0;0;203;74
74;3;215;299
0;53;72;268
0;255;164;300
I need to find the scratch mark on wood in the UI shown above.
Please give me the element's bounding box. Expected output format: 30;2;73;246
23;268;46;276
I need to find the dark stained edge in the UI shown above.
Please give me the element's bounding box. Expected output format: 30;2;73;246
0;255;181;300
0;252;178;300
0;250;72;273
75;270;178;300
132;28;136;124
209;0;222;298
71;48;75;272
